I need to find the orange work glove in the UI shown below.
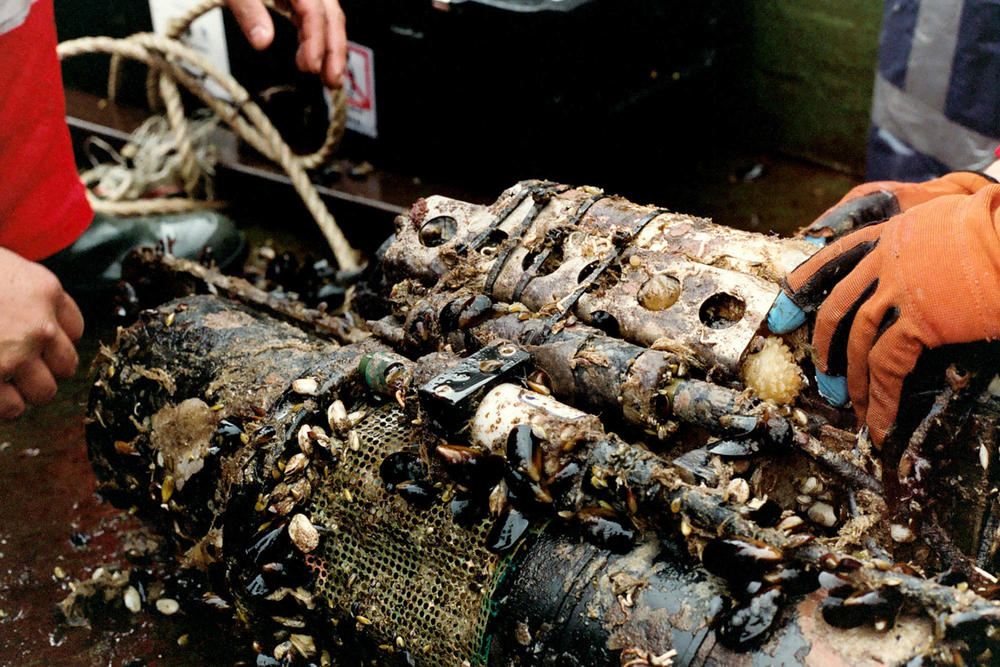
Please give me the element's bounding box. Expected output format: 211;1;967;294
800;171;995;244
769;185;1000;445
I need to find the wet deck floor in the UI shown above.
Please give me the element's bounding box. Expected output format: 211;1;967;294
0;148;860;665
0;319;259;665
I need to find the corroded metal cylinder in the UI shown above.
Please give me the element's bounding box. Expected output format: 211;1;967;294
382;181;819;374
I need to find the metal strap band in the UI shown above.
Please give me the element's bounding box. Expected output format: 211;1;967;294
510;193;605;303
530;207;668;344
456;181;558;255
482;187;569;298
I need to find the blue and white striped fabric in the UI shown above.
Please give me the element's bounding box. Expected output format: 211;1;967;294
868;0;1000;181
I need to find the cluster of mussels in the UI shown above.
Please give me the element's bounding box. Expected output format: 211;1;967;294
109;245;353;324
249;247;349;311
219;394;372;666
230;366;643;661
700;537;818;650
700;535;949;650
379;421;636;556
235;509;332;667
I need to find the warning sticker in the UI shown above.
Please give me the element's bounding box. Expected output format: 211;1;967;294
343;42;377;139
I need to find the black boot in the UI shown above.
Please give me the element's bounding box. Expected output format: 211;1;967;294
43;209;247;296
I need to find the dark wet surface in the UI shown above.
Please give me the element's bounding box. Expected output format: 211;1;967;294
0;318;255;666
0;325;121;665
0;148;860;664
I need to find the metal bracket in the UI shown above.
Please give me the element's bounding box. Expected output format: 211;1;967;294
418;342;532;431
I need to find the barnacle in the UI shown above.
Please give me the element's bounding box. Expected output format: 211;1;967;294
741;337;803;404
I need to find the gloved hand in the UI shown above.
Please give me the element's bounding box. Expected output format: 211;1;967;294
800;171;994;246
225;0;346;88
768;185;1000;445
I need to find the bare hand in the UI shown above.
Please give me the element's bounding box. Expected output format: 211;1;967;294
225;0;347;88
0;249;84;419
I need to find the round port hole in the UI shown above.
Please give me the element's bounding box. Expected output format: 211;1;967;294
419;216;457;247
699;293;746;329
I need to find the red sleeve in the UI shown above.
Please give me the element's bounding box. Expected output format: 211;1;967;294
0;0;91;261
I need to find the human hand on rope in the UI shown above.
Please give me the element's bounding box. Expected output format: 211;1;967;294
225;0;346;88
768;185;1000;445
0;249;84;420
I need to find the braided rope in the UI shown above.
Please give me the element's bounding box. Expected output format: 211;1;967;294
85;192;225;216
79;114;220;203
57;5;358;270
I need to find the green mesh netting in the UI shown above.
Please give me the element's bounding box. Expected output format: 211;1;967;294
307;405;507;665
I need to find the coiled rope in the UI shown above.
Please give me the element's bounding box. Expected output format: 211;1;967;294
57;0;359;270
80;113;222;208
